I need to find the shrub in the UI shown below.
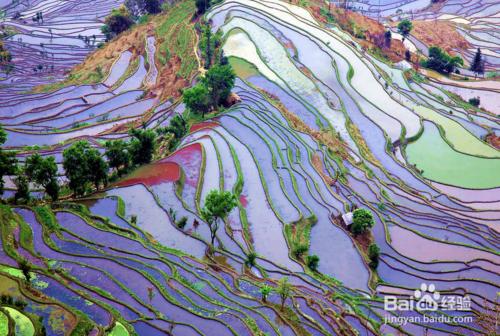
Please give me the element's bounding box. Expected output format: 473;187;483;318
176;216;188;229
468;97;480;107
306;254;320;271
368;243;380;269
351;208;375;236
292;244;308;258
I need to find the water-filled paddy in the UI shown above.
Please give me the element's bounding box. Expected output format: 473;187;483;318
406;121;500;188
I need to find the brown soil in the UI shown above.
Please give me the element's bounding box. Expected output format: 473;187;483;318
309;4;406;62
151;54;188;101
485;133;500;150
311;154;335;185
354;230;373;253
411;20;471;56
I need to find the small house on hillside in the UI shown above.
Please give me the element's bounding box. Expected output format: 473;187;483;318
341;212;353;227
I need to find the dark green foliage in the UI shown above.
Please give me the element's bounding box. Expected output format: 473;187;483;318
260;285;272;303
45;179;59;201
351;208;375;236
0;126;18;195
129;129;157;165
105;140;131;176
468;97;480;107
183;83;211;116
18;259;31;282
102;8;134;40
195;0;209;14
200;189;237;247
245;251;257;267
183;64;235;116
63;141;108;196
470;48;484;76
422;46;464;74
0;295;27;309
306;254;320;271
158;114;188;150
368;243;380;269
397;19;412;37
203;24;212;69
14;172;30;203
87;149;108;190
203;64;235;107
176;216;188;229
292;244;308;258
25;153;59;200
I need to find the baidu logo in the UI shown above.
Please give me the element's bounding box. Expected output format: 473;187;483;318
384;283;471;312
413;283;440;311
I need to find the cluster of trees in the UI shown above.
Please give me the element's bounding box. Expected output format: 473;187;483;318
183;64;235;117
259;277;293;311
157;114;188;151
64;128;157;196
101;0;162;41
422;46;464;74
198;23;223;69
101;7;135;41
0;124;159;201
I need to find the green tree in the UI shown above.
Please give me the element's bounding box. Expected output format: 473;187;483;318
25;154;59;200
260;285;272;303
306;254;320;271
468;97;480;107
202;24;212;69
18;259;31;283
183;83;211;117
45;178;59;202
200;189;237;248
422;46;463;74
158;114;187;140
87;149;108;190
276;277;292;311
351;208;375;236
129;129;157;165
14;171;30;203
102;7;134;40
368;243;380;269
195;0;209;14
470;48;484;77
203;64;235;107
105;140;131;175
397;19;413;38
0;126;17;195
63;141;107;196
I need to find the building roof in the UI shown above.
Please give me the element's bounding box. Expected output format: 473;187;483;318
342;212;354;226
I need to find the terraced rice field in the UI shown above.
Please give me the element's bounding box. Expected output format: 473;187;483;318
0;0;499;335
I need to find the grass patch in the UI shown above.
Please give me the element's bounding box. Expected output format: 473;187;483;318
285;215;317;259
